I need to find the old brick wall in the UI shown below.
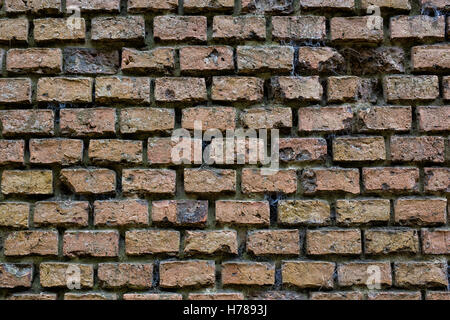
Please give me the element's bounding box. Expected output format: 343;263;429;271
0;0;449;300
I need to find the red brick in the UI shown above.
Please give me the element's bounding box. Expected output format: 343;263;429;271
4;231;58;256
123;293;182;300
336;199;391;225
188;293;244;300
184;230;238;255
311;292;364;300
122;169;176;195
64;48;120;75
127;0;178;12
147;137;195;165
7;48;62;74
361;0;411;10
1;170;53;195
94;199;149;227
395;197;447;226
64;293;117;300
272;16;326;41
34;18;85;43
60;169;116;195
282;261;335;289
0;78;32;104
365;229;419;254
0;140;24;164
383;75;439;102
215;200;270;226
417;106;450;132
91;16;145;42
95;76;150;104
302;168;360;194
240;106;292;129
327;76;377;103
237;46;293;73
5;0;61;13
338;262;392;287
390;15;445;42
98;263;153;289
424;168;449;192
67;0;120;12
271;76;323;102
420;0;449;10
363;167;419;193
184;0;233;11
185;168;236;193
155;77;207;102
125;230;180;255
182;106;236;131
248;291;306;300
331;17;384;43
368;291;421;300
247;230;299;256
412;44;450;72
122;47;175;74
0;264;33;288
242;169;297;194
120;108;174;134
0;202;29;228
160;260;215;288
356;106;412;132
152;200;208;227
30;139;83;165
154;16;207;42
212;76;264;102
0;18;29;43
34;201;89;227
222;262;274;286
394;262;448;288
300;0;355;10
278;200;330;226
60;108;116;137
297;47;346;74
422;229;450;254
37;77;92;103
298;106;353;132
89;139;143;164
426;292;450;300
444;76;450;100
333;136;386;162
306;229;362;255
344;47;405;75
7;293;57;300
180;46;234;73
279;138;327;163
212;16;266;41
63;231;119;257
40;263;93;288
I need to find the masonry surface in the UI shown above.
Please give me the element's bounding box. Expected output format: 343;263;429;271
0;0;449;301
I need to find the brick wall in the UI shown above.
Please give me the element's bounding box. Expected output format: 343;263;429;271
0;0;449;300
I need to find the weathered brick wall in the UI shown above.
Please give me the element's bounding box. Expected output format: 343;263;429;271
0;0;449;300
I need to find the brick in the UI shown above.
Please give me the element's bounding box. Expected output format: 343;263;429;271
394;262;448;288
394;198;447;226
188;293;244;300
279;138;327;163
298;106;353;132
0;78;32;104
89;139;143;164
383;75;439;102
282;261;335;289
417;106;450;132
7;293;57;300
333;137;386;161
344;47;405;75
182;106;236;131
147;137;194;165
278;200;330;226
95;76;150;104
98;263;153;289
60;108;116;136
215;200;270;226
154;16;207;42
242;0;293;13
4;231;58;256
91;16;145;42
327;76;377;103
152;200;208;227
0;110;54;136
247;230;299;256
64;48;120;75
155;77;207;102
212;76;264;102
185;168;235;193
40;263;93;288
7;48;62;74
271;76;323;101
390;15;445;41
37;77;92;103
128;0;177;11
356;106;412;132
237;46;293;73
184;230;238;255
122;169;176;195
412;44;450;71
420;0;449;10
29;139;83;165
424;168;449;192
361;0;411;10
365;229;419;254
160;261;215;288
0;202;29;228
222;262;274;286
34;18;85;43
426;292;450;300
331;17;384;43
0;140;24;165
63;231;119;257
240;106;292;129
60;169;115;195
122;47;175;74
64;293;117;300
306;229;362;255
5;0;62;13
0;18;28;43
297;47;346;74
300;0;355;10
184;0;233;11
242;169;297;194
0;264;33;288
2;170;53;195
94;200;148;227
272;16;326;41
336;199;390;225
213;16;266;41
67;0;120;12
363;167;419;193
180;46;233;73
338;262;392;287
422;229;450;254
123;293;182;300
311;292;364;300
120;108;174;134
248;291;306;300
368;291;421;300
125;230;180;255
302;168;360;194
391;136;444;163
34;201;89;227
